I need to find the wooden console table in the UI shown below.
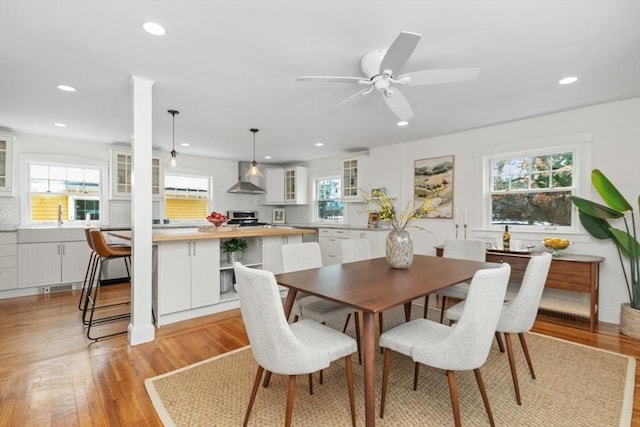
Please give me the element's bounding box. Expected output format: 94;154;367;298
435;246;604;332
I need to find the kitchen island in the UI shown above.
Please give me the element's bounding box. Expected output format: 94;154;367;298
109;226;316;326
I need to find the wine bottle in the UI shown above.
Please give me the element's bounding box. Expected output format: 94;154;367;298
503;225;510;250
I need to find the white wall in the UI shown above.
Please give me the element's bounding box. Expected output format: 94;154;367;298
365;97;640;324
1;133;276;227
3;97;639;323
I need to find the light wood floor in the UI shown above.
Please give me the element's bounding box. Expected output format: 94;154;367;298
0;284;638;426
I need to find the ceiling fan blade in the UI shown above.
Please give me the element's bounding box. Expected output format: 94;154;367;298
297;76;369;84
323;87;373;117
383;88;414;121
398;67;481;86
380;31;422;74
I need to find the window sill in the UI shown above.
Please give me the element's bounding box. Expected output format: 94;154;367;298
472;228;591;244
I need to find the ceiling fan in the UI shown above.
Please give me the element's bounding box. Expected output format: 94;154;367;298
297;31;481;122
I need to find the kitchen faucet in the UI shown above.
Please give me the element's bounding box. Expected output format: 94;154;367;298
57;203;63;226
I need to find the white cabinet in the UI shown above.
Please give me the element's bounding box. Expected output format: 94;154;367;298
285;166;308;205
341;155;369;200
0;133;15;195
318;228;349;265
18;241;91;288
0;232;17;291
265;166;308;205
265;168;285;204
348;230;385;258
157;239;220;315
109;148;163;200
262;234;303;274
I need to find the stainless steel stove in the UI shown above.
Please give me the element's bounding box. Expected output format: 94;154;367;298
226;210;268;227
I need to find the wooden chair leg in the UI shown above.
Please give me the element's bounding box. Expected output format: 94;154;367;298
446;370;462;427
518;332;536;379
474;368;495;427
413;362;420;391
285;375;296;427
243;366;264;427
423;294;430;318
263;371;272;388
344;355;356;427
379;348;391;419
354;312;362;365
319;369;323;385
342;313;352;333
504;332;522;405
439;296;448;323
308;373;313;395
495;331;505;352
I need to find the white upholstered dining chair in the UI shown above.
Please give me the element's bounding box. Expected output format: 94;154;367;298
233;262;357;427
379;263;511;427
446;252;552;405
282;242;362;364
426;238;486;322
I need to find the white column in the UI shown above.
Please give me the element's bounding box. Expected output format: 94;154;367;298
128;75;155;345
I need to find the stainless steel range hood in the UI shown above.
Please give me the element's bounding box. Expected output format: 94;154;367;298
227;161;266;194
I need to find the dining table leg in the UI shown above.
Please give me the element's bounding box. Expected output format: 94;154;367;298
362;311;376;427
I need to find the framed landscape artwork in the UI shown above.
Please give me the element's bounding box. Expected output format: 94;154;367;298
414;155;454;218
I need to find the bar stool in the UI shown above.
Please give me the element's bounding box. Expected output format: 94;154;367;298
78;227;98;311
84;229;132;340
79;228;130;320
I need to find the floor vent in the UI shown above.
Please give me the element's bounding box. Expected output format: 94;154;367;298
42;284;75;294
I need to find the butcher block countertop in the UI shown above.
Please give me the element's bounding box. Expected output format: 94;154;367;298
108;226;316;242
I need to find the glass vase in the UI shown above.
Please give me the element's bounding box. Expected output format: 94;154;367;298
386;228;413;269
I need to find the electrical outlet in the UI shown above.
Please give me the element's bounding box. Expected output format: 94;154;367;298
43;287;51;294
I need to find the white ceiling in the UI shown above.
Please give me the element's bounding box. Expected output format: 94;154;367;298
1;1;639;165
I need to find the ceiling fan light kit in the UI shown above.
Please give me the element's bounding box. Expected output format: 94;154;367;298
297;31;481;122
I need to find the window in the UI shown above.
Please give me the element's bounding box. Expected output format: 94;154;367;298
164;174;211;220
28;163;102;223
490;151;574;228
315;176;344;222
479;133;592;233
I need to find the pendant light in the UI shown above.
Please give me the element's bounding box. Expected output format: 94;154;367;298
168;109;179;167
245;128;263;178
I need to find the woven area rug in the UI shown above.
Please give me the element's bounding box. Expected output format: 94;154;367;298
145;308;635;426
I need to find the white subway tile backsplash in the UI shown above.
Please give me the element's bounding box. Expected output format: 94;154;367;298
0;197;20;226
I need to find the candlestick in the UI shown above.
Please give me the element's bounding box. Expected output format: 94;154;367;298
464;224;467;239
455;223;459;239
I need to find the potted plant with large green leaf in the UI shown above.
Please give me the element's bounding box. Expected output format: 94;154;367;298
570;169;640;337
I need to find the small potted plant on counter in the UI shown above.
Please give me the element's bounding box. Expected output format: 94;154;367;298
222;237;248;264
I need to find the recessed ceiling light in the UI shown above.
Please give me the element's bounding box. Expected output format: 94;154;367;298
57;85;76;92
264;155;272;160
397;121;409;126
558;76;578;85
53;122;67;127
315;142;324;147
180;142;190;147
143;22;166;36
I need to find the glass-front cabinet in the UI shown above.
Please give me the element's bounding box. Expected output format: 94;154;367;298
0;133;15;195
284;166;308;205
341;154;368;200
109;148;162;199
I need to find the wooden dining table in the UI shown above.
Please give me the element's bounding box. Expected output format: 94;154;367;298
275;254;501;427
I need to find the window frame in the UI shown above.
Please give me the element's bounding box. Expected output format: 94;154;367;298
163;172;214;222
474;133;592;237
313;175;346;224
21;155;109;226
